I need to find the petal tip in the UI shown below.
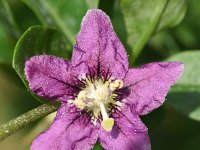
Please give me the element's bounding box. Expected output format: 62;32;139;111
169;61;185;78
82;9;112;29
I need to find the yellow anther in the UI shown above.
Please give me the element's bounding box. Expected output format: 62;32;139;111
101;118;114;132
74;98;86;109
74;90;87;109
74;99;85;109
109;79;124;91
77;90;87;100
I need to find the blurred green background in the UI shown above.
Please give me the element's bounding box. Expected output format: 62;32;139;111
0;0;200;149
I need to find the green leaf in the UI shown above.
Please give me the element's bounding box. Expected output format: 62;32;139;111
156;0;187;32
6;0;41;33
13;25;70;102
120;0;187;64
121;0;168;64
167;92;200;121
148;31;181;59
21;0;99;46
166;51;200;121
0;0;42;38
0;22;14;64
0;0;21;38
167;51;200;92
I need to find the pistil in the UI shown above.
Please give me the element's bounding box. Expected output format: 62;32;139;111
99;102;114;132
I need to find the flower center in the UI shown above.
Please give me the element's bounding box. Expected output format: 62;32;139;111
73;78;123;132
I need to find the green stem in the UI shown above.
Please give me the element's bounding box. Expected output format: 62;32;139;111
0;103;59;142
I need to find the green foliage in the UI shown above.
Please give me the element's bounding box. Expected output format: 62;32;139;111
166;51;200;121
120;0;186;64
121;0;168;62
21;0;99;45
1;0;200;149
168;51;200;92
156;0;187;32
13;26;70;102
0;22;14;63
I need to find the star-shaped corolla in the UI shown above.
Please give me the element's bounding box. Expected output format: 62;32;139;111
25;9;184;150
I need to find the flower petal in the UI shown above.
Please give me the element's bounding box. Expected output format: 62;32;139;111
31;104;99;150
25;55;87;102
123;62;184;115
71;9;128;79
99;105;151;150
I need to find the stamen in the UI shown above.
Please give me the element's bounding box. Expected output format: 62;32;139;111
99;102;114;132
74;91;87;109
109;79;123;91
74;98;85;109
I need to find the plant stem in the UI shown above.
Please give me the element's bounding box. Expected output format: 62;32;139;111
0;103;59;142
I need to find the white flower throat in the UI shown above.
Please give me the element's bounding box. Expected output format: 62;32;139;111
73;78;124;132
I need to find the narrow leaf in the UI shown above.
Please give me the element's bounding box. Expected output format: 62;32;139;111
157;0;187;32
121;0;168;64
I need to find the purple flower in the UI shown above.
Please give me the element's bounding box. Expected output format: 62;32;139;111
25;9;184;150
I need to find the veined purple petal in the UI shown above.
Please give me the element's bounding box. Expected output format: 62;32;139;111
25;55;87;102
31;104;99;150
124;62;184;115
71;9;128;79
99;105;151;150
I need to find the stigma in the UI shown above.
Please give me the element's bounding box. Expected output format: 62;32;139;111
73;78;124;132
